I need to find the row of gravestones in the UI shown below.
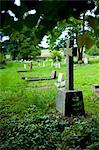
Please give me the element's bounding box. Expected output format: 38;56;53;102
23;61;62;69
22;56;89;70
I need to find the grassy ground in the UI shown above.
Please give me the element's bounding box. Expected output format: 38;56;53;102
0;59;99;149
0;59;99;114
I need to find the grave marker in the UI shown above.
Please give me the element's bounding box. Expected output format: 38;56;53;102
84;57;88;64
58;73;63;83
43;61;45;67
56;38;85;117
24;64;26;69
65;40;73;90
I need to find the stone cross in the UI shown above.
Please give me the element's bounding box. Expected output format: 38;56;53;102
64;39;74;90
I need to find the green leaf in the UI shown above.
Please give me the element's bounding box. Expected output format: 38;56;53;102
77;32;94;49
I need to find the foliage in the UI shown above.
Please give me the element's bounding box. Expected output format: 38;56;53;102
61;117;99;150
47;20;67;49
1;0;96;47
51;50;62;62
4;31;41;60
87;16;99;37
86;46;99;56
0;109;98;149
77;32;94;49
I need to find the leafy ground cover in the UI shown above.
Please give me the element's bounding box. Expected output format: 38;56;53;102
0;59;99;149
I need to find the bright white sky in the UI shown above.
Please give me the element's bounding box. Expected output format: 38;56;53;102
14;0;20;6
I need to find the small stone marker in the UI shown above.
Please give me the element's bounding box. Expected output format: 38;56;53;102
84;57;88;64
24;64;26;69
58;73;63;83
51;70;56;79
43;61;45;67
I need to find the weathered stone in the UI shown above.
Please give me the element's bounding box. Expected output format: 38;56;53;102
92;84;99;98
56;88;85;117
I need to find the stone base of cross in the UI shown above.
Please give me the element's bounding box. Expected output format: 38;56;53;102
56;39;85;117
56;88;85;117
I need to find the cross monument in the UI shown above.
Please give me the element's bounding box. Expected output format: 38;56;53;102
64;39;74;90
56;38;85;117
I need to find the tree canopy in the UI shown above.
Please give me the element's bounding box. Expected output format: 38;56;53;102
0;0;96;40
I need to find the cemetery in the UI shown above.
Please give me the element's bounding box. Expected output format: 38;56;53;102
0;0;99;149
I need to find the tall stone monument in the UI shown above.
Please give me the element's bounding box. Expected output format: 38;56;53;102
56;38;85;117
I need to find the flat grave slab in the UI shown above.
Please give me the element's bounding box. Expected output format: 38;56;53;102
22;70;56;81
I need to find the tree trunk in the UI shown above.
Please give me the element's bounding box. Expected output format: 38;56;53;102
77;48;83;64
77;12;85;64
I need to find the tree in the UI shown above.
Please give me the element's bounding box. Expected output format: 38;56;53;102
1;0;96;41
4;30;41;60
46;12;99;63
1;0;97;62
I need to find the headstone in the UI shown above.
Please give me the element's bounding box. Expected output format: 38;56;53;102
84;57;88;64
55;62;61;68
55;63;58;68
55;73;65;88
58;73;63;83
24;64;26;69
58;62;61;68
43;61;45;67
20;59;23;62
51;70;56;79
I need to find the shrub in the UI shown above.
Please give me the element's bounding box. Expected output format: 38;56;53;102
51;51;62;62
61;117;99;150
86;46;99;56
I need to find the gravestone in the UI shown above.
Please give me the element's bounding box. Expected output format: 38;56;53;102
56;39;85;117
24;64;26;69
55;73;65;88
84;57;88;64
58;73;63;83
51;70;56;79
43;61;45;67
55;56;61;68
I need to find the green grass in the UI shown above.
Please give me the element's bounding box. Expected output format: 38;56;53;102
0;59;99;115
0;59;99;149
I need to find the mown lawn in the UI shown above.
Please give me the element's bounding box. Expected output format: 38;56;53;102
0;59;99;150
0;60;99;114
